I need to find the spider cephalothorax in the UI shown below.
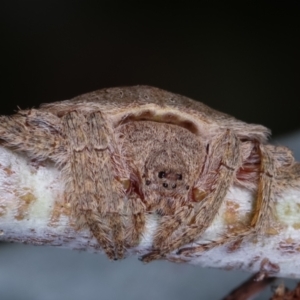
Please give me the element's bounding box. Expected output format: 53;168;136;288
0;85;296;262
118;120;205;215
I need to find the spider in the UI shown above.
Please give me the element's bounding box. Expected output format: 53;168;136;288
0;86;294;262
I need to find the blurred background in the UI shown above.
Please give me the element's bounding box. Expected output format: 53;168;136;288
1;1;300;299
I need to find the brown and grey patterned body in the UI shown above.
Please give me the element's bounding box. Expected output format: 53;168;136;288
0;86;298;261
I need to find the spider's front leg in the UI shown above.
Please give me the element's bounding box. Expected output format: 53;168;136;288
177;144;277;257
62;111;127;260
125;193;146;248
141;130;241;262
250;144;276;233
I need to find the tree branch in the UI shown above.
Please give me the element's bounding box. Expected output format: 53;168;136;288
0;145;300;279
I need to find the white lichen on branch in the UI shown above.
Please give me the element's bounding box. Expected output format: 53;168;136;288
0;145;300;278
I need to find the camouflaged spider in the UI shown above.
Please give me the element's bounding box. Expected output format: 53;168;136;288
0;86;295;262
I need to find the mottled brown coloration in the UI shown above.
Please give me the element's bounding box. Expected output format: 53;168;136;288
0;205;7;217
0;85;299;261
271;282;300;300
15;190;36;221
224;274;276;300
48;200;72;228
277;238;300;254
258;258;280;279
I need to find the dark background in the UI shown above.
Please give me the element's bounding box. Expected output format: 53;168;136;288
1;1;300;299
1;1;300;137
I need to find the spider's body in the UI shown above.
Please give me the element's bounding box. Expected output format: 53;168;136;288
0;86;295;261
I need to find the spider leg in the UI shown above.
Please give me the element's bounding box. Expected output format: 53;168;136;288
86;212;115;258
124;192;146;247
141;206;194;261
109;212;124;258
125;212;146;248
141;130;241;262
63;111;126;260
178;144;276;256
0;109;62;160
250;144;275;232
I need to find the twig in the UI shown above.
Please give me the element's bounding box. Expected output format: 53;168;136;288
223;274;276;300
0;146;300;278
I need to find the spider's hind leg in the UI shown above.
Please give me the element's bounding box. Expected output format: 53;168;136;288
0;109;62;160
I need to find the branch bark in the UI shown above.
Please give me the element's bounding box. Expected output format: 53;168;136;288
0;145;300;279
